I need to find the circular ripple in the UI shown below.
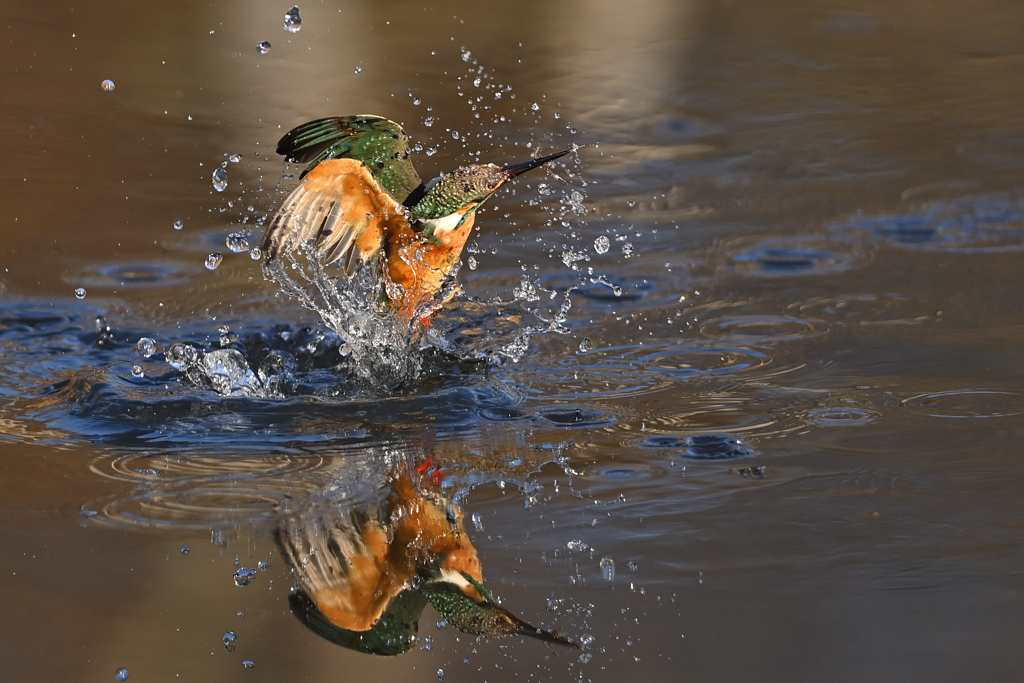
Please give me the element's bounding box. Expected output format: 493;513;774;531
834;195;1024;253
479;406;531;421
96;487;294;529
901;390;1024;418
516;361;670;400
539;406;615;428
633;346;772;376
731;235;864;276
90;453;326;482
793;293;931;326
76;262;192;289
582;463;663;480
802;407;881;426
675;434;754;460
700;315;825;342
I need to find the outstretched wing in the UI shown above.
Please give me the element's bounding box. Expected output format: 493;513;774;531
276;115;423;204
262;158;408;276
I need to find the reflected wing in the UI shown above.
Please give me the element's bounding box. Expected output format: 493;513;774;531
262;158;407;276
276;115;423;204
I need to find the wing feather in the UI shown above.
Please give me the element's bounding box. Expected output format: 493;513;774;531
262;159;408;276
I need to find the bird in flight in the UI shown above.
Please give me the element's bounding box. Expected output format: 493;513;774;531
262;115;567;323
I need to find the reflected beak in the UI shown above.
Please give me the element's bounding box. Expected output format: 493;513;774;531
501;150;570;179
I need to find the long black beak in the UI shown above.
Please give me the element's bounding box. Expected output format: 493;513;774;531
502;150;570;179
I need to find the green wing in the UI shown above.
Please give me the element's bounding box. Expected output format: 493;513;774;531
276;115;423;204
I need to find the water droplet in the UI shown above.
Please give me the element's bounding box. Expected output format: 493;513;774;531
424;116;435;127
451;130;460;140
101;79;115;92
471;512;484;531
74;287;86;299
437;668;446;681
354;66;363;74
436;619;448;630
173;219;184;230
283;5;301;32
412;97;421;105
258;560;270;571
531;102;540;111
600;556;615;581
579;653;592;664
249;246;262;260
554;111;561;120
622;242;634;257
256;40;271;54
205;252;223;270
180;545;190;555
114;668;129;681
460;47;472;62
537;183;552;196
223;631;238;651
467;255;478;270
473;76;482;87
578;338;592;353
421;635;433;651
425;146;438;157
579;633;595;647
130;364;144;378
226;232;249;253
242;660;255;669
233;567;257;587
136;337;156;358
229;153;243;163
212;167;228;192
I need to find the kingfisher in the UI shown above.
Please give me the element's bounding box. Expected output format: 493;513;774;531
278;468;577;655
261;115;567;322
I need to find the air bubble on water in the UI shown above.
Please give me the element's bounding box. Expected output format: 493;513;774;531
436;619;448;630
256;40;271;54
538;183;552;196
234;567;257;587
425;146;438;156
421;636;433;651
578;338;592;353
471;512;484;531
628;560;639;572
114;668;129;681
101;79;115;92
283;5;301;32
173;219;184;230
451;130;459;140
594;235;610;254
229;153;243;163
223;631;238;651
467;255;478;270
354;66;363;74
74;287;86;299
413;97;421;105
460;48;472;62
567;539;589;553
206;252;223;270
531;102;539;111
212;168;228;192
258;560;270;571
580;633;596;647
424;116;435;127
249;246;262;260
579;653;593;664
130;364;144;378
180;545;190;555
622;242;634;257
473;76;482;87
437;669;445;681
554;111;561;119
226;232;249;253
242;660;254;669
600;556;615;581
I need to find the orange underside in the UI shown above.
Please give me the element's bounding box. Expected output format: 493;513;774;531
310;473;483;633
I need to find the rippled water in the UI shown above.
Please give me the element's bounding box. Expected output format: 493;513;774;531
4;0;1024;681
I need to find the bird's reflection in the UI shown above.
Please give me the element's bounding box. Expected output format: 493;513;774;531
276;455;577;655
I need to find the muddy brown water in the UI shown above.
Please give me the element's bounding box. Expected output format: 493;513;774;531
3;0;1024;681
